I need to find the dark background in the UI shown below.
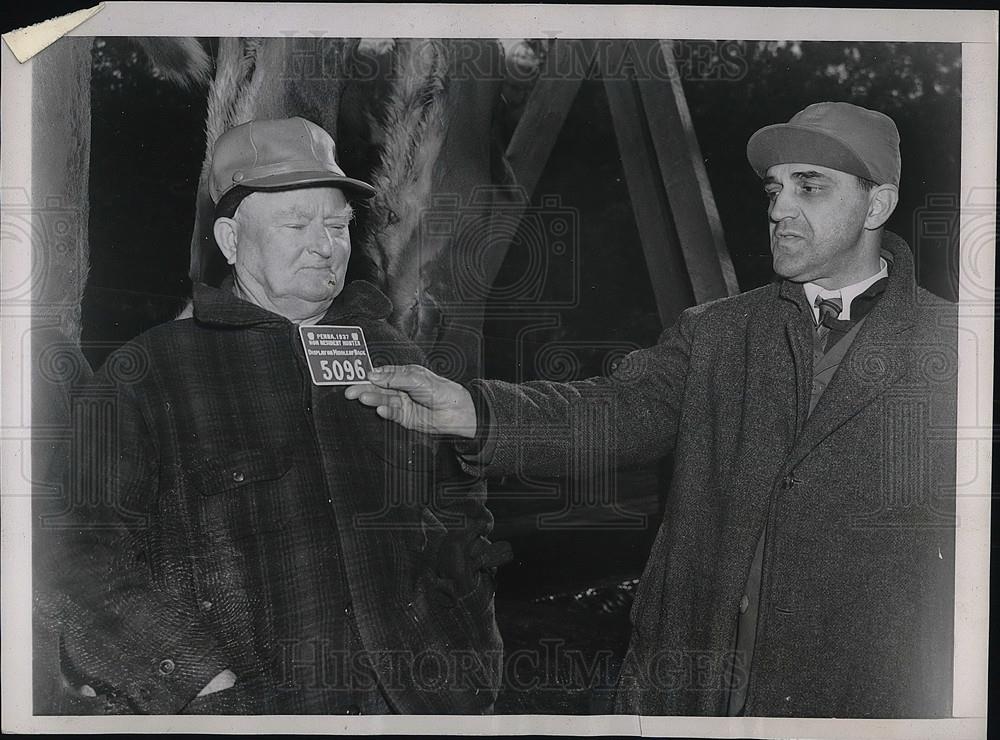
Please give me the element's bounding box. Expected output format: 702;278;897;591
79;38;963;370
70;37;966;712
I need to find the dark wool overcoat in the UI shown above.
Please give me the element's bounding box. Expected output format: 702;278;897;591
469;232;957;717
37;280;503;715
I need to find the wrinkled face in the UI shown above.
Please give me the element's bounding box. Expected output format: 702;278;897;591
764;163;873;285
232;187;353;307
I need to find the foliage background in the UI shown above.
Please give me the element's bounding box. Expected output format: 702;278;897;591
83;39;962;372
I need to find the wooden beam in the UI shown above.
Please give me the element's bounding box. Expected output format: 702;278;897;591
505;40;585;200
636;40;740;300
598;40;696;327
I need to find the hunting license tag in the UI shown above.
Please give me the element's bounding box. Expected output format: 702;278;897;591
298;325;373;386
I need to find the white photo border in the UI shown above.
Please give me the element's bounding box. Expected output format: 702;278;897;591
1;3;996;736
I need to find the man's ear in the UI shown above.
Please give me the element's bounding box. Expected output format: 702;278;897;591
213;217;239;265
865;184;899;230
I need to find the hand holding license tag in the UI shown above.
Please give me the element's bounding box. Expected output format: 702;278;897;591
298;325;373;385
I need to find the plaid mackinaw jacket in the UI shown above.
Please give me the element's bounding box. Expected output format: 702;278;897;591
37;279;505;715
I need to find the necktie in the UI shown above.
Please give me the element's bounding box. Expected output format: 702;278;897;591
814;294;843;352
818;277;891;352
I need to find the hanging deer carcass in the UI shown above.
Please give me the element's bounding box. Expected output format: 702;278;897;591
188;36;520;378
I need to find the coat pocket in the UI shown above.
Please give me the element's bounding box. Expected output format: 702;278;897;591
186;447;294;539
187;447;294;496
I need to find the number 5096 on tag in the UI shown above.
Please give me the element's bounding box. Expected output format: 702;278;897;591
318;358;367;382
298;325;374;386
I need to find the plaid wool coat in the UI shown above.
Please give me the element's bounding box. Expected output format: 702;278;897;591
38;280;504;715
467;232;957;717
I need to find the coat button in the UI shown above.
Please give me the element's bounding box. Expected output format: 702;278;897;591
232;471;245;483
344;602;353;616
200;600;213;612
739;595;750;613
345;704;361;715
158;658;176;675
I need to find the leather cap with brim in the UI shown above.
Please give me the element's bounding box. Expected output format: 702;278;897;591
209;117;376;204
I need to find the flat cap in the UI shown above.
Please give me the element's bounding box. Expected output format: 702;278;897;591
747;102;901;186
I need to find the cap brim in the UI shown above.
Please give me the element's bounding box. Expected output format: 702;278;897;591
229;170;376;199
746;124;874;182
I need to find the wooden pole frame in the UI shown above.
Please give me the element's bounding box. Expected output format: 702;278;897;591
503;38;740;329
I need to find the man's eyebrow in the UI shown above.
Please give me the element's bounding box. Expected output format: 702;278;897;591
325;204;354;221
273;206;310;219
791;170;833;182
272;204;354;220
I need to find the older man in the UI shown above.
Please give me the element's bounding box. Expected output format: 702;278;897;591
42;117;507;715
347;102;958;717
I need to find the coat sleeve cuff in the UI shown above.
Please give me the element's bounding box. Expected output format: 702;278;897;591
453;381;499;472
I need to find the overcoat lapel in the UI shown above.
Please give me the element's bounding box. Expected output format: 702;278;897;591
786;238;917;471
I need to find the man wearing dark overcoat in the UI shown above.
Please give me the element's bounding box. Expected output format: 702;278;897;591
38;117;509;715
346;102;959;718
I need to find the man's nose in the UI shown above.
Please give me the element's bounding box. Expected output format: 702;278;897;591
309;224;335;257
769;189;797;222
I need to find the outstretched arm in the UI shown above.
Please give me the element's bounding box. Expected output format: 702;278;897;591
346;305;699;479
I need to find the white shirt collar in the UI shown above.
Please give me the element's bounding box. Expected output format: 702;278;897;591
802;258;889;322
